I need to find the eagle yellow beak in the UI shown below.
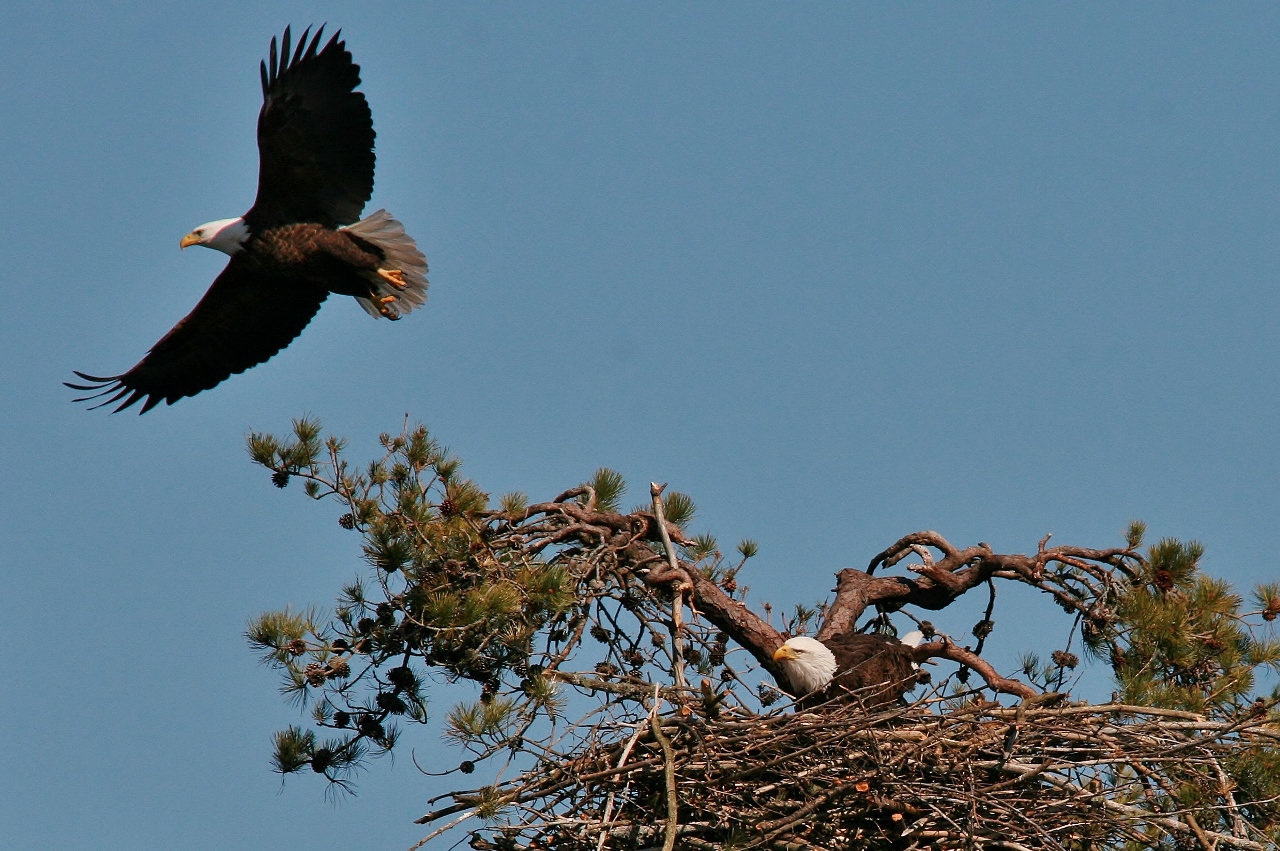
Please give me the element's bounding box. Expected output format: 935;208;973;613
179;232;202;249
773;645;798;662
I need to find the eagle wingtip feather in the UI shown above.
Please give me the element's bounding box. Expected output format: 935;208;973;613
309;25;326;59
71;370;117;383
66;371;125;399
281;27;293;71
66;372;158;413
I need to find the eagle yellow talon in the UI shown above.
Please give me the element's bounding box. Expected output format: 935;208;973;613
377;268;407;288
379;295;397;304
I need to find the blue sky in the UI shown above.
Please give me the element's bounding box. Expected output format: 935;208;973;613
5;3;1280;849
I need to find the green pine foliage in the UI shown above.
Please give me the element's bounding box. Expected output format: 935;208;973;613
683;532;718;562
661;490;696;526
1227;742;1280;833
582;468;626;512
245;420;583;785
1090;537;1280;714
499;492;529;515
1125;519;1147;550
247;607;320;665
271;726;316;774
445;697;520;745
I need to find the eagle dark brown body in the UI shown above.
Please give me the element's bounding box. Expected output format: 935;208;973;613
247;224;385;295
816;633;918;707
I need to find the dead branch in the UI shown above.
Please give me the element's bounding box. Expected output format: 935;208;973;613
912;640;1040;701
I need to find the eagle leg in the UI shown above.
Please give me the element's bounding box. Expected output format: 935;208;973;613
377;268;407;288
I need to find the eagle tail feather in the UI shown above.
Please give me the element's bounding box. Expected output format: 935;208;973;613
342;209;428;320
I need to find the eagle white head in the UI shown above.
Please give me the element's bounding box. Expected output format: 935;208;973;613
772;636;838;695
180;217;250;255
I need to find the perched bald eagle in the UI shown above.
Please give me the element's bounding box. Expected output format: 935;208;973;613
773;632;923;707
68;26;426;413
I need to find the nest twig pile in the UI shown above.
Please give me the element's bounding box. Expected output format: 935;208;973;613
441;697;1279;851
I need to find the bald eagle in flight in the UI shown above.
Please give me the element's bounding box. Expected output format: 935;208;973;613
773;632;923;707
68;26;426;413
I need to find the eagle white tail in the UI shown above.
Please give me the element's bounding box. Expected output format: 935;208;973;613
342;210;428;319
900;630;924;671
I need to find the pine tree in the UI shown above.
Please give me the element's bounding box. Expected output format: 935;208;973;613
247;417;1280;849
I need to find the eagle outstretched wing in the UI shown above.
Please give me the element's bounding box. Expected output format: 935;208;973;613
248;25;375;229
67;264;328;413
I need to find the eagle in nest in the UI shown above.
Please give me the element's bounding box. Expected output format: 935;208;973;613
69;26;427;413
773;632;924;707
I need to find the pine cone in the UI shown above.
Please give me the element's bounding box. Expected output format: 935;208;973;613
1051;650;1080;669
387;666;415;689
304;663;327;687
271;470;290;489
311;748;333;773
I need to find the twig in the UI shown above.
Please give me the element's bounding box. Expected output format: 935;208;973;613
595;696;654;851
647;689;679;851
650;483;688;692
405;807;478;851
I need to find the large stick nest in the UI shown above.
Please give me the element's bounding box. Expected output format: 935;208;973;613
450;698;1279;851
